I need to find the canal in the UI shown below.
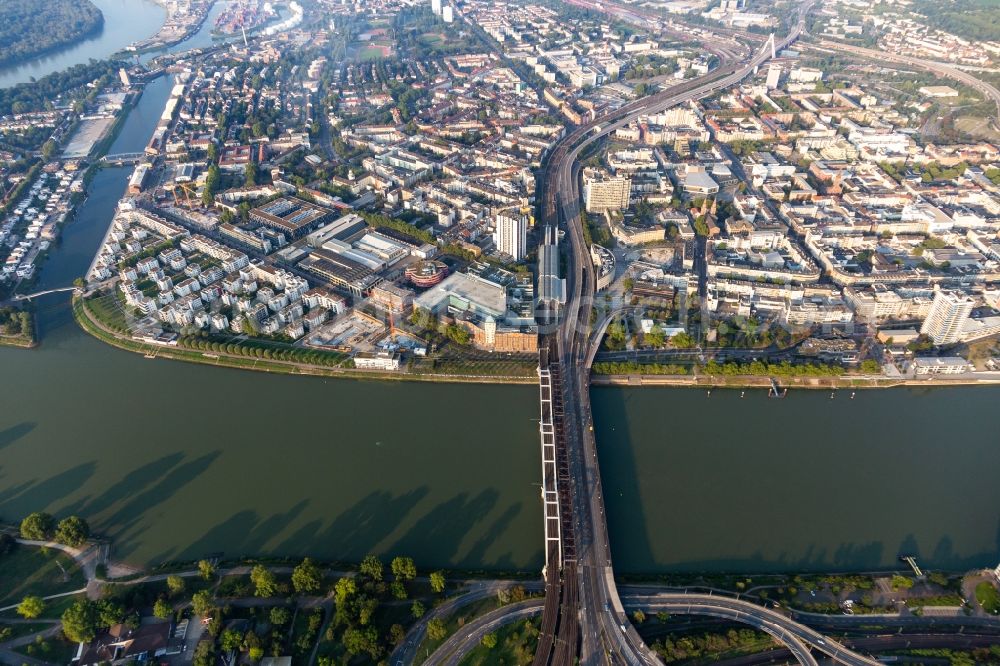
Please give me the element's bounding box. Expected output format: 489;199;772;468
2;23;999;575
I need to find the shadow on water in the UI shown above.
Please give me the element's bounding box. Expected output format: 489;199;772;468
0;462;98;516
0;422;35;452
165;487;431;565
63;453;186;518
462;501;525;569
591;386;657;572
104;452;222;559
390;489;501;565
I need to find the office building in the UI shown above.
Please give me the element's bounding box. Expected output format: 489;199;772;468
584;168;631;213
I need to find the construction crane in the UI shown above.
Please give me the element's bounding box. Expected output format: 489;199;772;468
171;181;198;207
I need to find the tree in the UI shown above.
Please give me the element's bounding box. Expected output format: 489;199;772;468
245;161;257;187
166;575;185;596
390;623;406;645
390;580;407;600
20;512;54;540
410;600;425;619
481;632;498;649
221;628;244;653
633;609;646;624
342;626;381;659
198;559;216;581
97;600;125;627
430;571;446;594
391;556;416;581
248;646;264;662
41;139;57;161
269;607;291;627
426;618;447;641
334;577;356;607
153;599;173;620
672;332;695;349
191;590;213;616
860;359;881;374
359;554;383;582
891;575;914;591
61;599;99;643
356;595;378;625
17;595;45;619
202;165;220;207
250;564;277;597
645;326;666;348
292;558;321;594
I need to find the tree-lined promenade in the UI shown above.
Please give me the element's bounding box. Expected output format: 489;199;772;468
0;514;544;665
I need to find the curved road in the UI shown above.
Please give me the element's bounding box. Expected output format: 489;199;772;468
812;39;1000;119
537;1;821;664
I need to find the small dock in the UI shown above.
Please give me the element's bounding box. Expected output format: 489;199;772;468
901;555;923;577
768;377;787;398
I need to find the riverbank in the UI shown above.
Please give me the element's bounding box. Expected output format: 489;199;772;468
0;307;36;349
0;0;104;69
591;371;1000;389
128;0;217;53
73;292;1000;389
0;333;35;349
73;293;538;385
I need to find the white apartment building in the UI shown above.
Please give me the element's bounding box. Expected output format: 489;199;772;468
920;290;974;345
494;211;528;261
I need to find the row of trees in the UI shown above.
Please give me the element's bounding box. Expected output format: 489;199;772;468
0;59;122;117
20;511;90;547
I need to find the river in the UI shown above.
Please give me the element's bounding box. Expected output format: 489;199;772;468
594;385;1000;573
0;0;257;90
1;15;999;575
0;0;166;90
0;74;543;572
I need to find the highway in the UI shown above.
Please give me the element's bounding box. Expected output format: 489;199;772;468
625;594;878;666
430;0;1000;663
530;2;823;665
811;39;1000;119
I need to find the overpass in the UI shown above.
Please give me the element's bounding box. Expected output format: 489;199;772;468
101;152;146;165
11;286;78;302
528;1;833;664
811;39;1000;119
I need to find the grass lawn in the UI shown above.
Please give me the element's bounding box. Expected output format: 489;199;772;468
288;606;324;665
955;116;1000;141
415;597;502;664
976;582;1000;614
15;634;78;664
357;45;390;60
0;593;85;621
458;617;539;665
0;545;86;606
0;621;54;642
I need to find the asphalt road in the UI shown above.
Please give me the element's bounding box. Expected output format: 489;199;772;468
534;2;821;664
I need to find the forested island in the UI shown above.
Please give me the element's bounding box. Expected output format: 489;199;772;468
0;0;104;68
0;306;35;348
